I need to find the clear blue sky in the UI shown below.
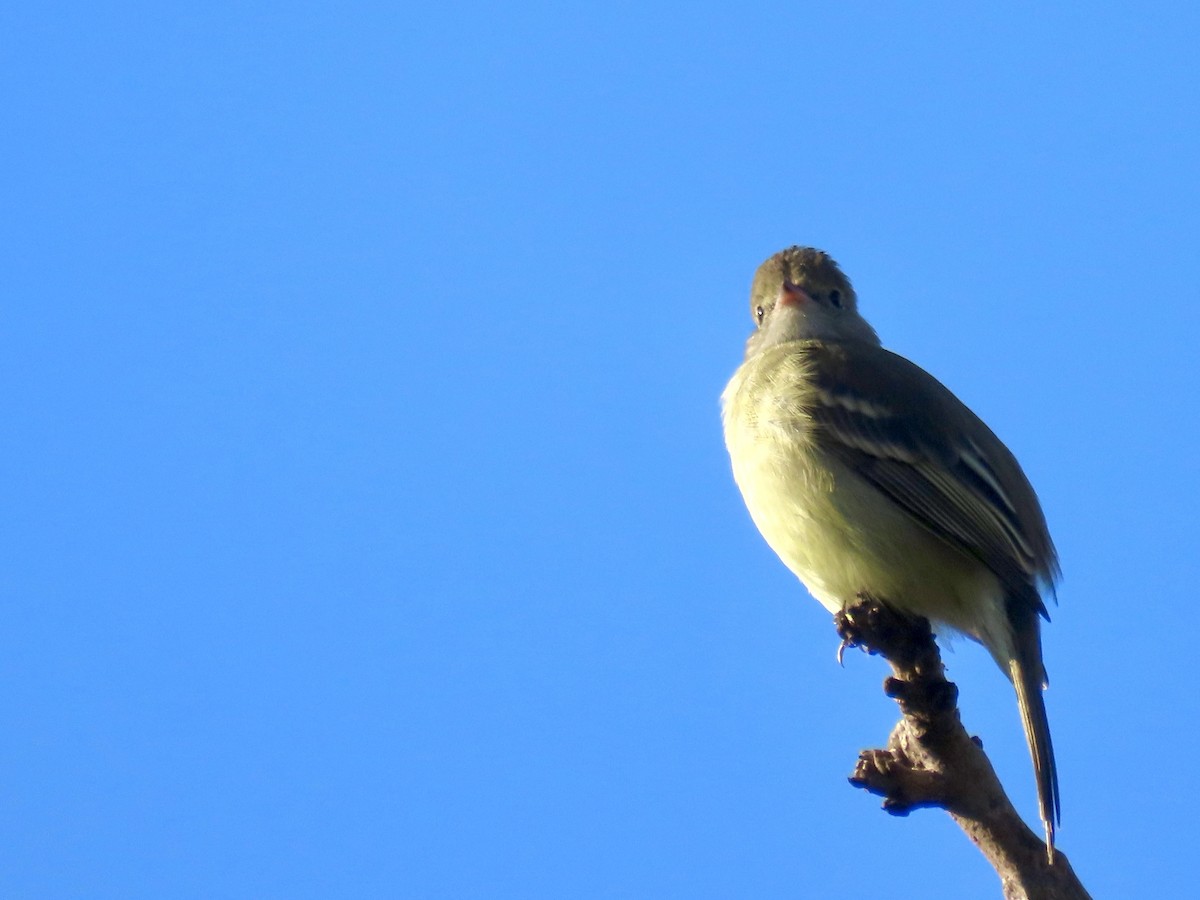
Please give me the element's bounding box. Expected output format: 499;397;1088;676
4;2;1197;897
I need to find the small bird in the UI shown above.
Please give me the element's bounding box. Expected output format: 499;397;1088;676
721;246;1060;855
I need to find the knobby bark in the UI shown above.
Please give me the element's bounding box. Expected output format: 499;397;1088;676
835;597;1090;900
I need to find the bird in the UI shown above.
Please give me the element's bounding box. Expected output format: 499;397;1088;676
721;246;1060;856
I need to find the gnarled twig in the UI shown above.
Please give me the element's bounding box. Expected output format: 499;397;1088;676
835;596;1090;900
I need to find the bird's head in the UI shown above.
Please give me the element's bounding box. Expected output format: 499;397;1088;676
744;246;879;357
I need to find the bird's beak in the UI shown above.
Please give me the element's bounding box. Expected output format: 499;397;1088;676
778;281;811;308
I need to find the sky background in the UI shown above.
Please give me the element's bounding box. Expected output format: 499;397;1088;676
4;2;1198;897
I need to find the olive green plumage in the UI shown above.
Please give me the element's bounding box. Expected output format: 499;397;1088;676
722;246;1060;856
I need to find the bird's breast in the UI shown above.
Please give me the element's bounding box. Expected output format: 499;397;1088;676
721;348;847;609
720;346;1005;634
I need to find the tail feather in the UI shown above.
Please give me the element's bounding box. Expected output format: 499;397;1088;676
1010;626;1059;862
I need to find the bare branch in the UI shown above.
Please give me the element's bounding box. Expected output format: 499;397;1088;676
835;596;1091;900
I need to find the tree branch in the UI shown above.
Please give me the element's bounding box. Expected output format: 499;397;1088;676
835;596;1091;900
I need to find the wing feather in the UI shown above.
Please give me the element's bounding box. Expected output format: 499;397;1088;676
802;343;1058;608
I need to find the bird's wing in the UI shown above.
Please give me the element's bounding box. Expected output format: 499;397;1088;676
802;342;1059;607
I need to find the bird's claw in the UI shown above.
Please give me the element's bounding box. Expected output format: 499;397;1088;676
837;635;851;666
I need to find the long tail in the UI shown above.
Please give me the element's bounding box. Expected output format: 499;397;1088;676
1010;619;1060;862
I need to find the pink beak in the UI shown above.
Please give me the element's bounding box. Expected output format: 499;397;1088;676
778;281;811;307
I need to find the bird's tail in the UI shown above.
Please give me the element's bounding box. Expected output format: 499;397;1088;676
1010;620;1060;862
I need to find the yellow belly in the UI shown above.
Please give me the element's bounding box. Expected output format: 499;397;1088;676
721;346;1010;656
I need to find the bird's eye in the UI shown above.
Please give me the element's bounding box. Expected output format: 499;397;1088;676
829;289;842;309
755;305;765;325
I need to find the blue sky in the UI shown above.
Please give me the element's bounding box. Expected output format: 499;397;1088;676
4;2;1198;897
